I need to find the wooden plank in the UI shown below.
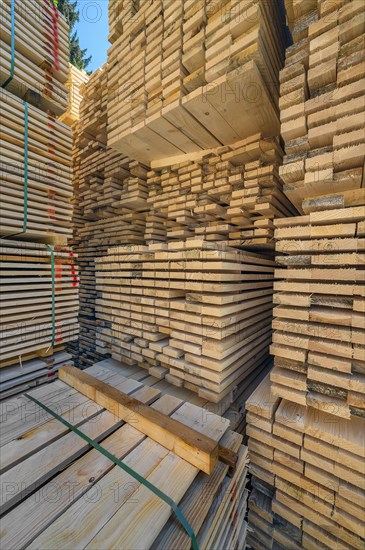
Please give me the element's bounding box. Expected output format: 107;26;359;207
59;365;222;473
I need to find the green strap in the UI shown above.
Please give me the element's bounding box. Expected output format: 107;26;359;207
2;0;15;88
24;393;199;550
46;245;56;347
22;100;29;233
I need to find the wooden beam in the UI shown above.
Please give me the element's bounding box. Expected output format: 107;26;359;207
59;365;219;473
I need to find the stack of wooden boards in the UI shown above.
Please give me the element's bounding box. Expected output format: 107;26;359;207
279;0;365;214
107;0;287;163
59;64;89;126
146;134;297;248
271;209;365;418
1;88;73;242
72;66;149;220
271;0;365;419
0;0;78;397
70;3;295;383
246;1;365;547
0;360;248;550
1;0;69;115
246;374;365;549
70;67;151;368
0;241;79;365
95;240;275;403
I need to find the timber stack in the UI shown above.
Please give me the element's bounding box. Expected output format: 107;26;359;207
1;0;69;115
84;0;295;408
0;0;78;397
95;241;275;403
145;135;297;248
107;0;287;164
70;66;149;368
246;0;365;547
273;0;365;417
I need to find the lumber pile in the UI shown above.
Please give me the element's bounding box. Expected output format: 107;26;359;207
0;241;79;367
95;241;275;403
59;64;89;126
223;356;273;436
279;0;365;213
146;134;297;248
70;67;151;368
271;208;365;419
73;216;147;368
70;6;296;394
72;66;149;220
1;0;69;115
0;360;248;549
246;374;365;549
0;0;78;396
246;1;365;547
107;0;287;163
1;88;73;242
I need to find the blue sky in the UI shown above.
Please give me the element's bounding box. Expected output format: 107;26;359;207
76;0;109;72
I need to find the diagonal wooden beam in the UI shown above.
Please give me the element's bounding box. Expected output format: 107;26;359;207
59;365;220;474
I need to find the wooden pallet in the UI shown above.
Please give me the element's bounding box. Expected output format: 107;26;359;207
106;0;287;163
0;241;79;366
246;373;365;549
0;360;248;549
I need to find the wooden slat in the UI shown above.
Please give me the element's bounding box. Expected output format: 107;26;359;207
59;364;226;474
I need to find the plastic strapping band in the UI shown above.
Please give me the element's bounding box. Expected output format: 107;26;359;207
23;100;29;233
2;0;15;88
24;393;199;550
46;245;56;347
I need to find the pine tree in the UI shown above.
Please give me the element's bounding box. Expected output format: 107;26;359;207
52;0;92;72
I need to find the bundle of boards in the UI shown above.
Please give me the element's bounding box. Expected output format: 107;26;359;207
271;208;365;419
70;68;150;368
1;88;73;242
0;360;248;550
73;66;150;220
107;0;287;163
1;0;69;114
270;0;365;420
279;0;365;214
0;241;79;366
59;64;89;126
95;240;275;403
246;374;365;550
246;0;365;547
72;216;146;369
0;0;78;397
146;134;297;248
